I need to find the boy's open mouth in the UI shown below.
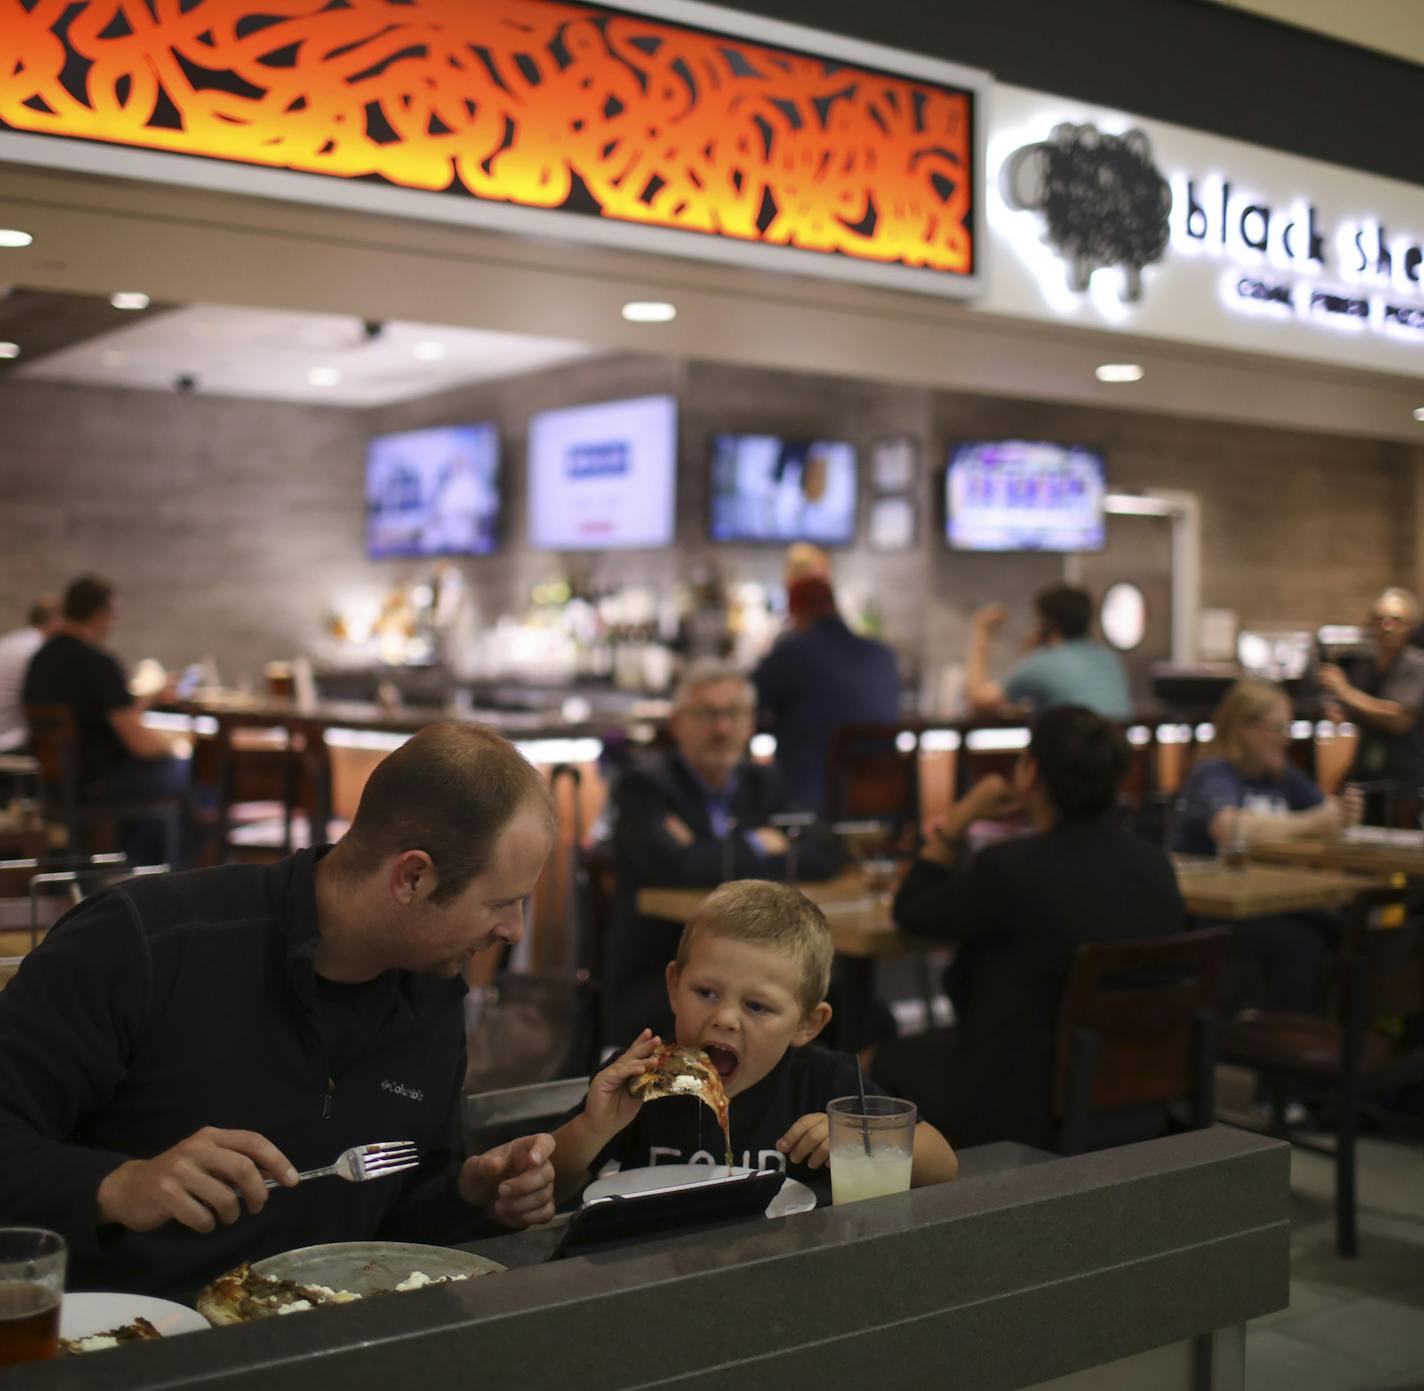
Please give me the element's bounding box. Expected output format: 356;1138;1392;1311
702;1042;739;1081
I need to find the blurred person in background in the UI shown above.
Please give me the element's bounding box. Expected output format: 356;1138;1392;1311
1319;587;1424;809
22;575;191;864
1174;679;1353;1013
966;584;1130;720
0;596;59;752
753;577;901;816
878;707;1182;1149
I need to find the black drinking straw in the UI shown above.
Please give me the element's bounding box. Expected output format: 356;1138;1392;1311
855;1056;873;1157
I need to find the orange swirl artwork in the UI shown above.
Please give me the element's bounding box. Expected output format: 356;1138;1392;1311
0;0;977;279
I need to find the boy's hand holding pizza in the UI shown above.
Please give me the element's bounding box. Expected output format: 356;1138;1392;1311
584;1029;663;1135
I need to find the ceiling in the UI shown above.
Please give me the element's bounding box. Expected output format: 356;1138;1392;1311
1;161;1421;446
1205;0;1424;67
0;286;171;370
8;297;598;406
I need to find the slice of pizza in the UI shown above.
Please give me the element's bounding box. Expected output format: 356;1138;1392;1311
628;1045;732;1160
197;1263;361;1326
61;1317;163;1353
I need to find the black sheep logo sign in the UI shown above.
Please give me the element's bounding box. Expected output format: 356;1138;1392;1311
1001;123;1172;303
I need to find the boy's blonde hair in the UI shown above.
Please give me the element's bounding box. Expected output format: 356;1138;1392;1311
674;880;833;1014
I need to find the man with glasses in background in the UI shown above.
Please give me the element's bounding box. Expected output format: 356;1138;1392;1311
1319;587;1424;820
602;660;839;1048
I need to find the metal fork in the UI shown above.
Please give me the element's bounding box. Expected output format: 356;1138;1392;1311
264;1140;419;1189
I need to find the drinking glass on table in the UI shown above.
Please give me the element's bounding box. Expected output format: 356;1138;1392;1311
0;1229;66;1366
827;1097;916;1205
1217;807;1249;872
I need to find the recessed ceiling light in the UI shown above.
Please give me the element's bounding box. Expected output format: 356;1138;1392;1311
111;291;150;311
621;300;677;323
307;366;341;386
412;341;447;361
1095;363;1144;383
0;229;33;249
1414;407;1424;423
0;341;19;360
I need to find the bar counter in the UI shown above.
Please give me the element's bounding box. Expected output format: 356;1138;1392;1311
18;1127;1287;1391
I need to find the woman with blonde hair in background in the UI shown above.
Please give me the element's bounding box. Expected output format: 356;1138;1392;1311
1173;679;1356;1014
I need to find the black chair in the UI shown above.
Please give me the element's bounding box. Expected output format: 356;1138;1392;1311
1054;930;1230;1155
1219;888;1424;1256
24;705;182;866
824;721;922;849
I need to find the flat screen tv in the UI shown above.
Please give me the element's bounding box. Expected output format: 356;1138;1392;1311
708;434;858;544
945;440;1106;552
527;394;678;551
366;423;500;558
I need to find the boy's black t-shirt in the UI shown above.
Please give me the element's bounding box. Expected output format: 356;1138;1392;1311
581;1045;885;1187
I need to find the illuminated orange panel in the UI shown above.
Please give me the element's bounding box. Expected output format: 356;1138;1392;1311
0;0;975;275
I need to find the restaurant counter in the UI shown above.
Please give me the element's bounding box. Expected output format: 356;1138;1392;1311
19;1126;1286;1391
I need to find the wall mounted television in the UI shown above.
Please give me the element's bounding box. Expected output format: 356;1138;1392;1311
945;440;1106;552
527;394;678;551
366;423;500;559
708;434;858;544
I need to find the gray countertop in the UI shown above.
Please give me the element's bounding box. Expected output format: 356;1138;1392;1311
15;1129;1287;1391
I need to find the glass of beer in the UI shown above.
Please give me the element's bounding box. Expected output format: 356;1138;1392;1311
0;1229;66;1365
827;1097;916;1205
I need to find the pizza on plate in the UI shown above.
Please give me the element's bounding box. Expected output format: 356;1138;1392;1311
197;1263;361;1325
61;1317;163;1353
197;1262;477;1325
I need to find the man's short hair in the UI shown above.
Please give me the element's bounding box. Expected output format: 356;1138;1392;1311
335;723;556;903
674;880;832;1013
62;576;115;623
27;597;58;629
787;576;838;625
672;659;753;712
1033;584;1093;641
1375;587;1421;623
1029;706;1128;819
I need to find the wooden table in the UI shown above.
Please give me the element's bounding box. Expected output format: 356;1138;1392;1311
1247;837;1424;880
640;859;1384;937
637;873;930;959
1172;858;1383;919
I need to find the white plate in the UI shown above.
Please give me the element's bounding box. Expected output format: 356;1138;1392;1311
583;1164;817;1218
61;1292;209;1340
252;1241;504;1295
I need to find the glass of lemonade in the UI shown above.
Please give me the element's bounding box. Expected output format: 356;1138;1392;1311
827;1097;916;1205
0;1229;66;1366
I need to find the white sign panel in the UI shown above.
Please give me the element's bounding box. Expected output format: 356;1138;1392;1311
527;395;678;552
981;84;1424;377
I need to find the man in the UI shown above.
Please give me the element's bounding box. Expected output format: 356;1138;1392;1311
604;660;839;1047
0;723;560;1297
878;707;1183;1148
783;541;831;589
0;597;58;752
1319;586;1424;795
753;577;901;816
22;575;189;861
966;584;1130;720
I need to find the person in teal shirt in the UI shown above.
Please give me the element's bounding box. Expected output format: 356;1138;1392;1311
965;584;1131;719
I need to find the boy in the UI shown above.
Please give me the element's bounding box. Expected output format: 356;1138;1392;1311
552;881;956;1199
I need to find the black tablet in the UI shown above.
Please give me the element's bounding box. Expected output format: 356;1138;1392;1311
551;1169;788;1260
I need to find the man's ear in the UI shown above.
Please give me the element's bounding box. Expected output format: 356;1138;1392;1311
390;851;435;906
792;1001;833;1047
